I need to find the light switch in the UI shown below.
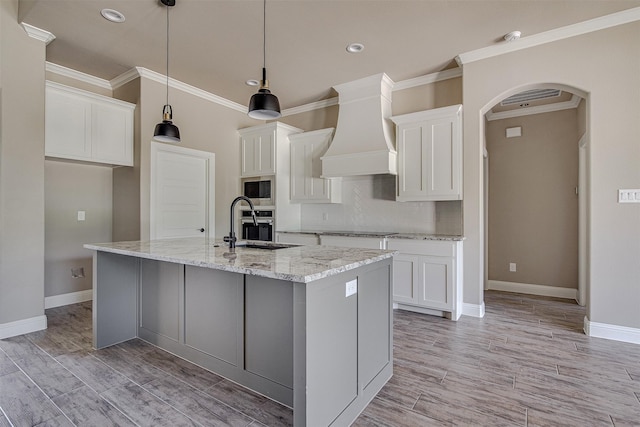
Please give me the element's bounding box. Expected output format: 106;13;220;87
506;127;522;138
618;189;640;203
77;211;86;221
509;263;517;272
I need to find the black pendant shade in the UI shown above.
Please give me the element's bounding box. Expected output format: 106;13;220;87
248;68;281;120
153;0;181;143
248;0;281;120
154;105;181;143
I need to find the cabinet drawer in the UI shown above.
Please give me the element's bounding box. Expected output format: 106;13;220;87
387;239;455;257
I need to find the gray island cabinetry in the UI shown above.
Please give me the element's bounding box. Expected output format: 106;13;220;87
85;238;395;427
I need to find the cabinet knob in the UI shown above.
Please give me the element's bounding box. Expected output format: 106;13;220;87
199;228;205;232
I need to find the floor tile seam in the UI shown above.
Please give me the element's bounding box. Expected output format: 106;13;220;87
516;369;640;398
138;375;260;425
100;384;207;427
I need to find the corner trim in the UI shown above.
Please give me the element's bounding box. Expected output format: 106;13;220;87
0;315;47;340
21;22;55;44
393;68;462;91
44;289;93;309
584;316;640;345
45;62;112;90
487;280;578;300
462;302;485;318
282;98;339;117
456;7;640;66
486;94;581;121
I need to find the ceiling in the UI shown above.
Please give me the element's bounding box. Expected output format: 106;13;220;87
18;0;640;110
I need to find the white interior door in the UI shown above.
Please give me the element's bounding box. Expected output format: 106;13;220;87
151;142;215;240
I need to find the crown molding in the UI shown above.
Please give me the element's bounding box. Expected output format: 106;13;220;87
49;64;461;117
281;98;338;117
456;7;640;66
134;67;247;113
45;62;112;90
486;94;581;121
21;22;55;44
393;68;462;91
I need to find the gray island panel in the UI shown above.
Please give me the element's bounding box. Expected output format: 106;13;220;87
87;238;394;426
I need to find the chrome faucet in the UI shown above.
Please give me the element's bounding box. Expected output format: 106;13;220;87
224;196;257;249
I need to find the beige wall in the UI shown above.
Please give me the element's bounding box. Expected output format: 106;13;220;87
135;77;257;240
462;22;640;329
44;160;112;297
486;109;579;288
0;0;46;325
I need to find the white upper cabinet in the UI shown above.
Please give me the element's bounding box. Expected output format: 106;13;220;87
391;105;462;201
45;81;134;166
239;122;301;177
289;128;341;203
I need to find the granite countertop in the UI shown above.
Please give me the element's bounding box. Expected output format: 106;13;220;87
84;238;396;283
277;230;464;241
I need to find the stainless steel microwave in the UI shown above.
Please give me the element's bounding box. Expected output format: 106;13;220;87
243;178;273;202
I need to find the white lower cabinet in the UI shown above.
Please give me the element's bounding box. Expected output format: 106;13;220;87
387;239;463;320
276;232;320;246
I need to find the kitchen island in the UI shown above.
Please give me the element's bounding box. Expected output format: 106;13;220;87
84;238;395;427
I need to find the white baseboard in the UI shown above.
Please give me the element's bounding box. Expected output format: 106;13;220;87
584;316;640;345
44;289;93;309
0;315;47;340
487;280;577;301
462;302;485;318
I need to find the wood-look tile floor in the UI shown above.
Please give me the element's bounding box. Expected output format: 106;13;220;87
1;291;639;426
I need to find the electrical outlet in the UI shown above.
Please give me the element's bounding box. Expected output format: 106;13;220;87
322;212;328;221
77;210;86;221
345;279;357;297
509;263;517;272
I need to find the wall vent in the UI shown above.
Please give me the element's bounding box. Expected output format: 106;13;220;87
501;89;561;106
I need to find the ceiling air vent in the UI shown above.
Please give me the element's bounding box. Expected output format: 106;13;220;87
501;89;561;106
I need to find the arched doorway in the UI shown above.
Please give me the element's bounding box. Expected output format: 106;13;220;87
480;83;589;312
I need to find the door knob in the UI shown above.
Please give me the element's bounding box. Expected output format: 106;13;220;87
199;228;205;232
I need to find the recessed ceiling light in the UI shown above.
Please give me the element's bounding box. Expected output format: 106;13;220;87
245;79;260;87
101;8;126;23
504;31;521;42
346;43;365;53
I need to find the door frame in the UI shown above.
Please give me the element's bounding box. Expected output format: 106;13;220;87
150;142;215;240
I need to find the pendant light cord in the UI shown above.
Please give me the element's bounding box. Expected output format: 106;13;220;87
262;0;266;71
165;3;170;106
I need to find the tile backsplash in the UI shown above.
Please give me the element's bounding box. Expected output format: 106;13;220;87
300;175;462;234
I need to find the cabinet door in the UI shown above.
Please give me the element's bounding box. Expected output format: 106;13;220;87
289;139;307;200
425;116;461;200
392;253;419;305
397;123;427;200
290;129;337;203
241;130;276;176
45;89;92;160
417;255;453;311
139;259;181;342
91;102;133;166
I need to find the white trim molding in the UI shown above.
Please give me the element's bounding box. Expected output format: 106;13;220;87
21;22;55;44
456;7;640;66
135;67;248;114
46;62;112;90
44;289;93;310
48;63;463;118
486;94;581;121
462;302;485;318
0;315;47;340
487;280;578;300
584;316;640;345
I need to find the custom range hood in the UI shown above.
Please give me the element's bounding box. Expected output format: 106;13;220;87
321;73;397;178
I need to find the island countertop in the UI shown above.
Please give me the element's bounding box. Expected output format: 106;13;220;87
84;237;396;283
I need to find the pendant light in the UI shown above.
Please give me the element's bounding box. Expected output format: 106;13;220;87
248;0;281;120
153;0;180;143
